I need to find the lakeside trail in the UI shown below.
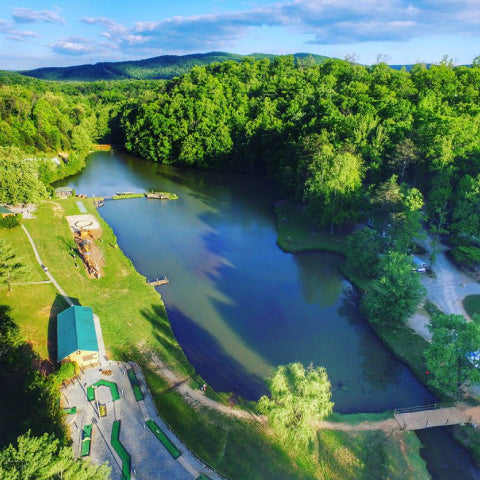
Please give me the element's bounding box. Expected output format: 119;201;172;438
146;350;406;432
146;351;264;422
317;419;399;432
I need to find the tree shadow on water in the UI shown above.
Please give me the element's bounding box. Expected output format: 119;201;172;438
139;304;267;401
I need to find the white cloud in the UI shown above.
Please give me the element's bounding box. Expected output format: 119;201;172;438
0;18;38;41
49;37;95;55
78;0;480;54
12;7;65;25
41;0;480;59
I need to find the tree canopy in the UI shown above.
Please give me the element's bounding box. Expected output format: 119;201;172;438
258;362;334;448
0;239;26;291
360;252;425;326
425;312;480;397
0;432;110;480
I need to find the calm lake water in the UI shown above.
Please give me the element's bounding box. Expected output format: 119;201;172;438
59;150;433;411
56;150;480;479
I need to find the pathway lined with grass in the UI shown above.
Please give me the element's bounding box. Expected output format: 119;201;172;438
21;224;74;307
147;351;262;422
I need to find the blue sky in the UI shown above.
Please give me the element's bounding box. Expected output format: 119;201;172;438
1;0;480;70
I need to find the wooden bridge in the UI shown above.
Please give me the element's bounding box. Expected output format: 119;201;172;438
394;403;480;430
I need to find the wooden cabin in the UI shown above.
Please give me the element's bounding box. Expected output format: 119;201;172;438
57;305;99;368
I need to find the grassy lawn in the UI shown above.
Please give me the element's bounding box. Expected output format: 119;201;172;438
313;430;429;480
20;198;191;373
274;204;347;254
326;411;393;424
0;224;68;359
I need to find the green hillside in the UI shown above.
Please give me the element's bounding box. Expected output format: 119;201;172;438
18;51;329;81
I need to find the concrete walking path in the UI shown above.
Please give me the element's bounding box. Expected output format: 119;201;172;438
21;224;74;307
93;314;108;366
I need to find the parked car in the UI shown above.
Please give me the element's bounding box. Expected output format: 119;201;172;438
411;255;427;273
41;263;48;272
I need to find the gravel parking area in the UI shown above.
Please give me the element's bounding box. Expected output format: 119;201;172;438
62;361;224;480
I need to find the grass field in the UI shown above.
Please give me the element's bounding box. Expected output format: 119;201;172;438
13;198;191;373
274;203;348;255
0;197;433;479
112;193;145;199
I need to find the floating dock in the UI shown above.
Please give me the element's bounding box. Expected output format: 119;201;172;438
148;277;169;287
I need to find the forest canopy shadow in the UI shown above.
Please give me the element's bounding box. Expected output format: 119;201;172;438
152;305;267;400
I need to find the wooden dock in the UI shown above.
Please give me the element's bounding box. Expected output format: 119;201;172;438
393;403;480;430
148;277;169;287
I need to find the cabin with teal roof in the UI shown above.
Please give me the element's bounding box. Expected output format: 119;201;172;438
57;305;99;368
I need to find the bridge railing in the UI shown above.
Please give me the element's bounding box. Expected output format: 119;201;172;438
393;402;458;415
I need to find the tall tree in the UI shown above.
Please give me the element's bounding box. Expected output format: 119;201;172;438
303;135;363;233
388;138;419;183
0;240;26;291
0;432;110;480
0;147;47;205
345;228;382;279
0;305;22;366
369;175;424;253
258;362;334;448
360;251;425;326
425;313;480;397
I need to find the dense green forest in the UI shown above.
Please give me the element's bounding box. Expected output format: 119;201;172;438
0;71;164;191
19;51;329;81
3;56;480;261
120;57;480;257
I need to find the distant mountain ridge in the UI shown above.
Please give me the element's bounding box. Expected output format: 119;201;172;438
19;51;330;82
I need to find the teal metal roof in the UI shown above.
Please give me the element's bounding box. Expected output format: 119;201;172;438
0;206;12;214
57;305;98;361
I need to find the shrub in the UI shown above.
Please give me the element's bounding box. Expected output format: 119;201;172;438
0;214;21;229
450;245;480;266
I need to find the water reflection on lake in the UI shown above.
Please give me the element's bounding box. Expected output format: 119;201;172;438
57;151;434;412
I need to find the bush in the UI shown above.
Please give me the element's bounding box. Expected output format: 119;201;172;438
450;245;480;266
0;214;21;229
53;362;76;385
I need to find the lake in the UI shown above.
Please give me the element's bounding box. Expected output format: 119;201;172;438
58;150;434;412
